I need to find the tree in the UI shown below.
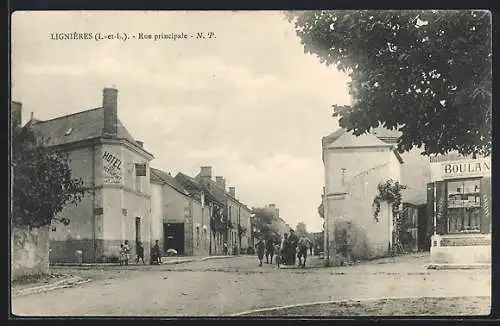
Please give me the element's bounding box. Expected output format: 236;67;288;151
12;125;88;228
295;221;308;237
287;10;491;157
251;207;280;241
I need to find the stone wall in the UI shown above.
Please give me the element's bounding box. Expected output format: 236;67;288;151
11;225;50;280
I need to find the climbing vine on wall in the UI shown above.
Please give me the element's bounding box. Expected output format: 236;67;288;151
372;179;407;223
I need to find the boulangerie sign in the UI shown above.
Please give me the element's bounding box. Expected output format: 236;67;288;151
430;157;491;182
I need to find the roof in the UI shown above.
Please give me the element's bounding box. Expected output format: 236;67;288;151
150;168;189;196
175;173;223;205
322;128;347;148
325;130;392;149
29;107;142;150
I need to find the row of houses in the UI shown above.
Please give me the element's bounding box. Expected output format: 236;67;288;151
12;88;259;263
321;125;491;266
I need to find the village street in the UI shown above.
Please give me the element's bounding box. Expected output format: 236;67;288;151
12;254;491;317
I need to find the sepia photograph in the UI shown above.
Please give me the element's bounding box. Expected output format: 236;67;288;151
10;10;491;317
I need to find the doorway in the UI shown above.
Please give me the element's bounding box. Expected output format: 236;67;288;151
135;217;141;244
164;222;184;255
417;205;429;251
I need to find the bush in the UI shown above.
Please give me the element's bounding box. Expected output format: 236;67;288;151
334;219;369;261
246;247;255;255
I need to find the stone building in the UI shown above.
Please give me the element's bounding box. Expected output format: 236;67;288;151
175;166;252;255
150;168;210;257
16;88;154;263
428;153;491;266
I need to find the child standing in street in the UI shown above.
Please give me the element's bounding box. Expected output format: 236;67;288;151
119;243;125;266
122;240;131;266
274;241;281;269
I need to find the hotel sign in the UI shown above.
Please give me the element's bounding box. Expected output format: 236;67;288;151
103;150;122;184
430;157;491;182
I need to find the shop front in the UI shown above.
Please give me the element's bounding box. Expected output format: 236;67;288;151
428;155;491;265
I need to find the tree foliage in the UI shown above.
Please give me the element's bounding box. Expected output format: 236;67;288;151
250;207;281;241
12;125;88;228
295;221;308;237
288;10;491;156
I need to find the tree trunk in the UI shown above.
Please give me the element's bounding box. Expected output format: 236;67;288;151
11;225;50;280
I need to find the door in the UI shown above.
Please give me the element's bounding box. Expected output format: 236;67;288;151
164;223;184;255
135;217;141;244
417;204;428;251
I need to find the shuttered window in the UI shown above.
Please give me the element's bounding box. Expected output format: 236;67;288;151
480;177;491;234
435;181;447;235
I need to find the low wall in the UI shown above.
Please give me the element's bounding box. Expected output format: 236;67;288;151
430;234;491;264
50;239;150;263
11;225;50;280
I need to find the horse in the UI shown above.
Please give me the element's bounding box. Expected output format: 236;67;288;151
297;237;312;268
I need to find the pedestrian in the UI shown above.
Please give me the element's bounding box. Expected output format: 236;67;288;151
265;237;274;264
122;240;131;266
151;240;161;265
309;241;313;256
255;237;266;267
288;230;299;265
274;240;282;269
119;243;125;266
281;233;289;265
136;241;145;264
223;242;228;255
297;236;311;268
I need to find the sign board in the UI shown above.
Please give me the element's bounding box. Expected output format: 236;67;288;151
430;157;491;182
103;150;122;184
135;163;147;176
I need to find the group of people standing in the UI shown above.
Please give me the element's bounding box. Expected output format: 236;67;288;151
255;229;314;269
119;240;162;266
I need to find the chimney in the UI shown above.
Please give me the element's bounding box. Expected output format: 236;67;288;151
200;166;212;179
136;140;144;147
215;176;226;190
11;101;22;128
103;87;118;136
229;187;235;197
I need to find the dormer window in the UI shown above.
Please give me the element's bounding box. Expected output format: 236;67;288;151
65;128;73;136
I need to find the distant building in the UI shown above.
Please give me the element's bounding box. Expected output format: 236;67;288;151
150;168;210;257
264;204;288;238
175;166;252;255
14;88;154;263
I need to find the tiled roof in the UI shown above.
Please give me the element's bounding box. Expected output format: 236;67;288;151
175;173;223;206
29;107;137;147
150;168;189;196
321;128;347;148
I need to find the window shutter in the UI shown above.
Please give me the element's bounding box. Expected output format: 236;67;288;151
480;177;491;234
435;181;447;235
426;182;435;237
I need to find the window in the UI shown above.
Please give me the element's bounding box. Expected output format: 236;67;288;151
447;179;481;233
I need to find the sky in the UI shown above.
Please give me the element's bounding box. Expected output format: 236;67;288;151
11;11;351;233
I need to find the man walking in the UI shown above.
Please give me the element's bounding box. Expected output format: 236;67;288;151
265;237;275;264
288;230;299;265
255;237;266;267
136;241;145;264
